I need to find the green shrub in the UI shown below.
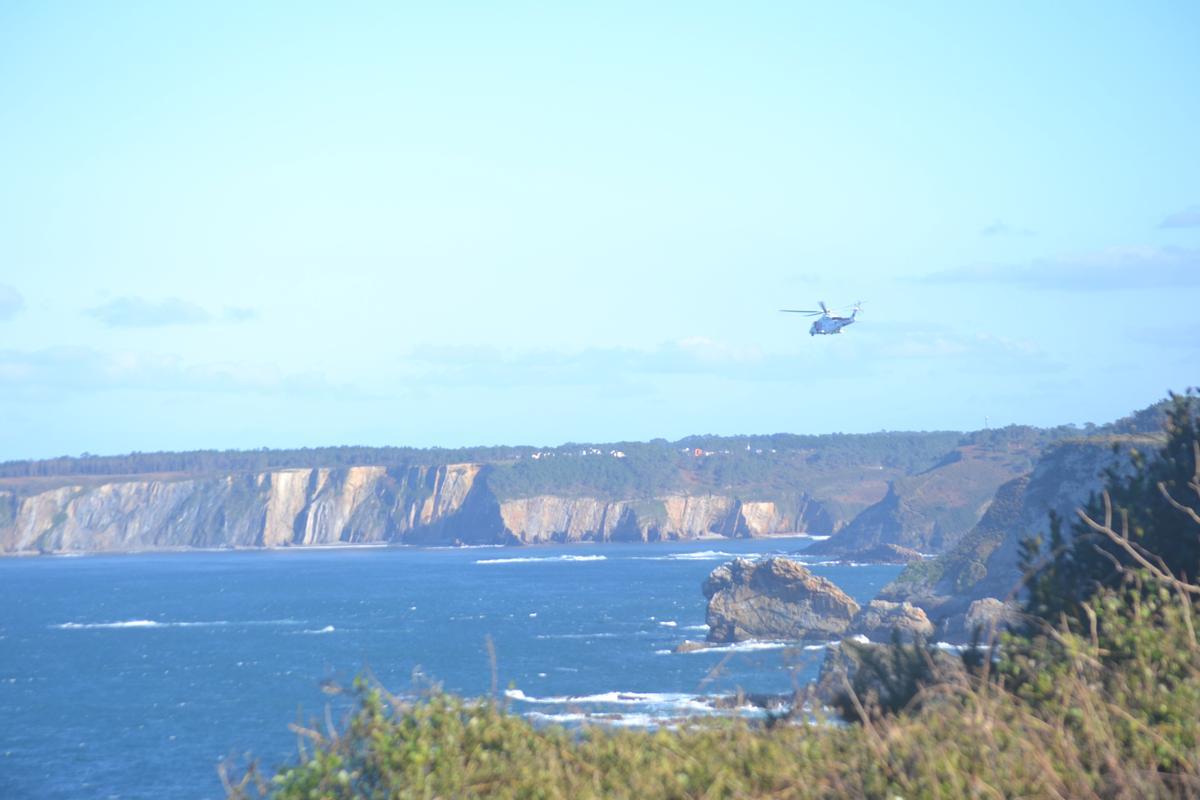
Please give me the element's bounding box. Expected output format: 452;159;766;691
228;587;1200;800
1024;390;1200;625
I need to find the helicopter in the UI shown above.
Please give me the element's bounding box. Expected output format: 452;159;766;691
780;301;863;336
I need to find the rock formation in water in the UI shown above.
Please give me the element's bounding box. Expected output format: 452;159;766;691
848;600;934;642
703;557;860;642
811;636;965;708
937;598;1022;642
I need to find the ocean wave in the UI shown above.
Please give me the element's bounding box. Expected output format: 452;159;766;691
475;555;608;565
505;689;712;712
681;624;708;631
658;620;677;627
56;620;165;630
299;625;336;635
669;640;800;655
535;632;620;640
53;618;302;630
422;544;507;550
525;711;589;724
630;550;737;561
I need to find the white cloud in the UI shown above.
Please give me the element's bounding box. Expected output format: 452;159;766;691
980;220;1035;237
85;297;260;327
1160;206;1200;229
0;347;339;400
0;284;23;320
401;330;1057;388
922;245;1200;290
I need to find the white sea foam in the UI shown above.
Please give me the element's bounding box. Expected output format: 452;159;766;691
53;618;301;630
535;632;619;640
590;713;673;728
475;555;608;565
525;711;590;724
681;624;708;631
56;619;163;629
671;640;799;654
658;620;677;627
300;625;336;635
505;689;712;712
422;544;506;550
631;550;737;561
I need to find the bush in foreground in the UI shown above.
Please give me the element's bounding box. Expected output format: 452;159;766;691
227;577;1200;800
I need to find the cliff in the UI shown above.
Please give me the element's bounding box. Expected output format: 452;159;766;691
806;441;1040;557
878;436;1157;636
0;466;829;555
0;417;1134;557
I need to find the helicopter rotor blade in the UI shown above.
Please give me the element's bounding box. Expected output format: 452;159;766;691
780;309;822;316
819;301;829;313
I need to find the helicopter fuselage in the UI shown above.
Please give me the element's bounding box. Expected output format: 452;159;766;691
810;313;856;336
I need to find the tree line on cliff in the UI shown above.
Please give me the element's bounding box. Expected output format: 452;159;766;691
2;407;1164;498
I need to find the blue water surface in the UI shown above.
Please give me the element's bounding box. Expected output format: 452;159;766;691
0;538;900;799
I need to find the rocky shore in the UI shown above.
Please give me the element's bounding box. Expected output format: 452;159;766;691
676;555;939;655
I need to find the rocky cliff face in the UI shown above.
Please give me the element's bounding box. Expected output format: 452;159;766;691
806;444;1036;557
0;467;822;555
0;464;493;553
878;436;1154;636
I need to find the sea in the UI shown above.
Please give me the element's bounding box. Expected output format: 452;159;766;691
0;537;901;799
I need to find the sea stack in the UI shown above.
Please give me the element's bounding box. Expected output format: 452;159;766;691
703;557;860;643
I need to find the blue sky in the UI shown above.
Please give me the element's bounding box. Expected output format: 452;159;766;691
1;2;1198;460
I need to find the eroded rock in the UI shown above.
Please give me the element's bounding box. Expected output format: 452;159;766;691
704;557;860;642
940;597;1021;641
849;600;934;642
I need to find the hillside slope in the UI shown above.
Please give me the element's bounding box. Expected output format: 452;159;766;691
878;436;1156;634
805;431;1047;556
